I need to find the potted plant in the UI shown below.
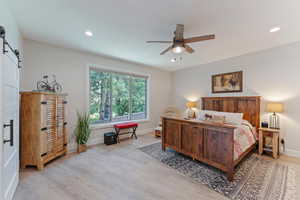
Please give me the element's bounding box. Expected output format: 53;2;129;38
75;112;91;153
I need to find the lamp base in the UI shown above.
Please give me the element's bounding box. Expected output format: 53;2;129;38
269;113;280;129
187;109;196;119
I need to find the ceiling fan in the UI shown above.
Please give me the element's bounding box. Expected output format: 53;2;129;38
147;24;215;55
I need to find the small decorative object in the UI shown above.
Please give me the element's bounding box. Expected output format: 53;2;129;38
261;121;269;128
75;112;91;153
212;71;243;93
267;102;284;129
186;101;197;119
205;114;213;120
37;75;62;93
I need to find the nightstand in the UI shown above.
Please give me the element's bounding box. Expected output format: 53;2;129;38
258;128;280;159
154;126;162;137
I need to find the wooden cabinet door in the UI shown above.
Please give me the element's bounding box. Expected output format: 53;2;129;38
164;120;180;150
181;124;193;155
56;95;66;152
191;126;204;159
40;95;57;155
204;128;233;166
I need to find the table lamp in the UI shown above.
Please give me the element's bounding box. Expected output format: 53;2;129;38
186;101;197;119
267;102;283;129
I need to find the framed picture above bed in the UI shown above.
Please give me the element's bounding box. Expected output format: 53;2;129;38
212;71;243;93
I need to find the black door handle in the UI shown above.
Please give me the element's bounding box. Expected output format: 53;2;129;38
3;120;13;146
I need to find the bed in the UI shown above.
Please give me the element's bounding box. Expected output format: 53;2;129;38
161;96;260;181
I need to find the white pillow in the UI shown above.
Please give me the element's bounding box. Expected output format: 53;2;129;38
198;110;243;125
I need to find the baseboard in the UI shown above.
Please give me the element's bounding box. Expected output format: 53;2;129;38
283;149;300;158
68;127;154;152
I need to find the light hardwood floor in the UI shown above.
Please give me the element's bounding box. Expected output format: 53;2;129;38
14;133;300;200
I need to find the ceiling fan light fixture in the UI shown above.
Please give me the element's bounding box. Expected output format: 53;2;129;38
147;24;215;55
172;46;185;54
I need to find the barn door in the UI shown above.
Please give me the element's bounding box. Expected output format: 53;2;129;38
0;39;20;200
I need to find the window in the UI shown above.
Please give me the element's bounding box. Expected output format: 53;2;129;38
89;67;148;124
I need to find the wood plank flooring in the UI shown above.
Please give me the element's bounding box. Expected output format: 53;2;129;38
14;133;300;200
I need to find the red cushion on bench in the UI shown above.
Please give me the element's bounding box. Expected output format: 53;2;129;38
114;122;138;129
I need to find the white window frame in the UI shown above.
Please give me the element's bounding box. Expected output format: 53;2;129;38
86;64;151;129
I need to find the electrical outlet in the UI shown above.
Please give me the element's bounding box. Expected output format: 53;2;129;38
281;139;285;152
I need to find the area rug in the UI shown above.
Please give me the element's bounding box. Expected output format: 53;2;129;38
139;142;296;200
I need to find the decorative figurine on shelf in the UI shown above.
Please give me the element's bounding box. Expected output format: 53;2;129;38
37;75;62;93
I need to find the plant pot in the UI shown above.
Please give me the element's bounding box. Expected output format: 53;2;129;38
77;144;87;153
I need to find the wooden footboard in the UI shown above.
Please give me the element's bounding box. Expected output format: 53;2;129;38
162;117;253;181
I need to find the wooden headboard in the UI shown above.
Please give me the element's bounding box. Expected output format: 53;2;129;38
202;96;261;128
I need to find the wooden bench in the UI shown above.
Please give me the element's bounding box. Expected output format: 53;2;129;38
114;122;138;143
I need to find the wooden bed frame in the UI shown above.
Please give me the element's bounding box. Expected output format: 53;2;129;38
161;96;260;181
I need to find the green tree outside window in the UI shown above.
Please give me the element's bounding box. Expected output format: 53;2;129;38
89;68;147;124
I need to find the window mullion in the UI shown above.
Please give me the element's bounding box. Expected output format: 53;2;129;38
109;73;112;122
129;76;132;120
145;79;147;119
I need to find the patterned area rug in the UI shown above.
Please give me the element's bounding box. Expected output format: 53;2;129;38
139;142;296;200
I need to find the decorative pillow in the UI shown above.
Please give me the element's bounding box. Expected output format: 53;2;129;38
198;110;216;120
223;112;243;125
204;114;213;120
206;115;226;124
198;110;243;125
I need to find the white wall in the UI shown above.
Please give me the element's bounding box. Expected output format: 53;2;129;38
0;0;22;51
21;39;171;150
172;42;300;156
0;0;23;80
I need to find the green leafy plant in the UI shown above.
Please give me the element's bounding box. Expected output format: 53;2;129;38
75;112;91;145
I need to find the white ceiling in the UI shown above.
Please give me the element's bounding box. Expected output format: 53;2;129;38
7;0;300;71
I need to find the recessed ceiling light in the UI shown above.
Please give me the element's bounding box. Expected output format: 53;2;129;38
85;30;93;37
270;27;280;33
171;58;177;62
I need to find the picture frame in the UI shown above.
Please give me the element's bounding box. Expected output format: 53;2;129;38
212;71;243;93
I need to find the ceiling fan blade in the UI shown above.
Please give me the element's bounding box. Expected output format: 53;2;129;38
160;46;173;55
184;45;195;54
175;24;184;40
184;34;215;43
146;41;172;43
